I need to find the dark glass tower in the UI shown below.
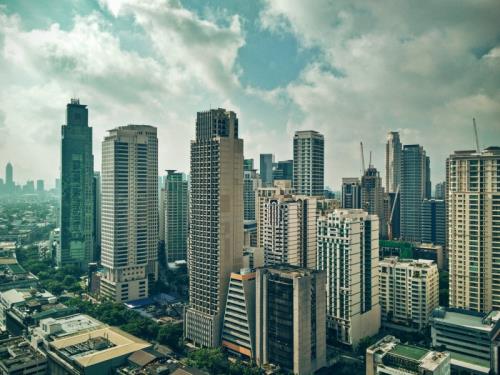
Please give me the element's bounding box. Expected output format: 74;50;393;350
59;99;94;270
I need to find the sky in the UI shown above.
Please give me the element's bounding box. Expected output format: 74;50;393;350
0;0;499;190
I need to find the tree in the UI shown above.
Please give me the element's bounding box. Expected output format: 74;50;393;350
157;323;183;351
187;348;229;374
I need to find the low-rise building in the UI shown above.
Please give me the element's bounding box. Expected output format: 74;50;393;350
366;335;450;375
379;258;439;331
0;336;47;375
430;308;500;374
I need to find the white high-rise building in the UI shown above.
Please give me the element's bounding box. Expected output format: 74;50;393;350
184;109;244;347
293;130;324;197
100;125;158;302
317;209;380;347
379;257;439;330
447;147;500;312
385;131;402;193
262;195;317;269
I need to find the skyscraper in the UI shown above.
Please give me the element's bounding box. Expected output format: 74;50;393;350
260;154;274;187
164;170;189;264
317;209;380;347
5;162;13;193
100;125;158;302
255;265;327;374
36;179;44;193
447;147;500;312
93;171;101;262
185;109;244;347
361;165;386;237
421;198;445;247
272;159;293;181
341;177;362;209
59;99;95;270
293;130;324;196
243;164;261;221
385;131;402;193
400;144;429;242
435;182;445;200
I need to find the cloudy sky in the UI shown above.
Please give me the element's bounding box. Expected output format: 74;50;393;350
0;0;499;190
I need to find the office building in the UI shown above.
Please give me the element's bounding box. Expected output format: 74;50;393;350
260;154;274;187
164;170;189;264
93;171;101;262
255;265;326;375
447;147;500;312
0;336;47;375
100;125;158;302
379;258;439;331
293;130;324;197
256;180;293;249
385;131;402;194
400;144;429;242
273;160;293;181
420;199;445;247
36;179;44;193
435;182;445;200
366;335;450;375
430;307;500;374
317;209;381;347
414;243;445;271
184;109;244;347
59;99;95;270
221;270;256;359
244;158;254;172
23;180;35;194
4;162;13;194
341;177;362;209
361;165;386;237
244;166;261;221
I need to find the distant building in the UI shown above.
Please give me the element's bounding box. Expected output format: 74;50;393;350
447;147;500;312
272;160;293;181
420;199;445;248
361;166;386;237
341;177;361;209
243;166;261;221
0;336;47;375
93;172;101;262
317;209;380;347
100;125;159;302
259;154;274;187
262;195;317;269
164;170;189;264
243;220;257;249
255;265;326;375
4;162;14;194
401;144;430;242
59;99;95;271
414;243;445;271
430;308;500;375
384;191;400;239
366;335;450;375
379;258;439;331
36;179;44;193
385;131;402;194
221;270;256;360
434;181;445;200
293;130;324;197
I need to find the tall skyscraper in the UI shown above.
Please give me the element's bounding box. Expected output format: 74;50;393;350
59;99;95;270
5;162;13;193
317;209;380;347
93;172;101;262
100;125;158;302
164;170;189;264
447;147;500;312
341;177;362;209
435;181;445;200
243;164;261;221
361;165;386;237
385;131;402;193
255;265;327;375
293;130;324;196
421;198;445;247
36;179;44;193
262;195;317;269
400;144;429;242
272;159;293;181
185;109;244;347
260;154;274;187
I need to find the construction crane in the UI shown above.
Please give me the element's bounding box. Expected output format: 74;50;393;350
360;141;366;174
387;184;400;240
473;118;480;153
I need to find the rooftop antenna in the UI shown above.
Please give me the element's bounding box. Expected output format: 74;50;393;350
360;142;366;174
473;118;480;153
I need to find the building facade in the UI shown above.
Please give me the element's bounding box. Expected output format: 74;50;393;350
293;130;324;197
59;99;95;270
379;257;439;331
447;147;500;312
164;170;189;264
273;160;294;181
341;177;362;209
260;154;274;187
361;165;386;237
184;109;244;348
420;198;445;248
255;265;326;375
100;125;158;302
317;209;381;347
385;131;402;194
243;166;261;221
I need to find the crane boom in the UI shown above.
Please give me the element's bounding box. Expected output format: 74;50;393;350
387;184;400;240
473;118;480;153
360;142;366;174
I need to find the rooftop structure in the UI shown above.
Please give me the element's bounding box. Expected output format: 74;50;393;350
0;336;47;375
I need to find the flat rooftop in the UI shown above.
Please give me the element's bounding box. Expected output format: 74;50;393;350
432;309;499;332
390;344;429;361
40;314;104;338
51;326;151;368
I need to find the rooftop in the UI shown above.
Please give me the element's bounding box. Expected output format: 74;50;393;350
0;336;46;370
431;307;500;333
37;314;104;339
390;344;428;361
